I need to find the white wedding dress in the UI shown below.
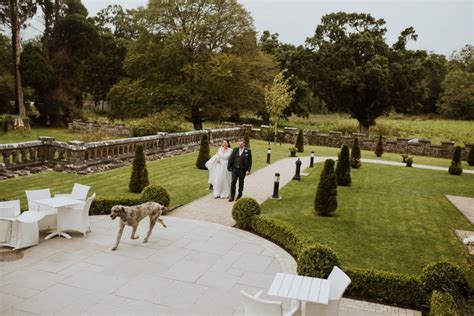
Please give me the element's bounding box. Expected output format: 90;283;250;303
205;147;232;198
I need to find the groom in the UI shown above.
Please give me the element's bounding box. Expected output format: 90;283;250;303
227;138;252;202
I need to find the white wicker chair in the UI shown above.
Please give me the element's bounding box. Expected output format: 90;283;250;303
55;183;90;201
0;211;45;249
0;200;21;218
25;188;57;230
57;193;95;237
240;290;301;316
303;266;351;316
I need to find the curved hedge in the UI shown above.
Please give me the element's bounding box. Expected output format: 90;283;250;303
232;198;260;229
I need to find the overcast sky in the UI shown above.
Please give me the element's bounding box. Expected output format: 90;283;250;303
23;0;473;57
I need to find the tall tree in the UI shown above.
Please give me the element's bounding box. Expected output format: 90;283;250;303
0;34;14;113
0;0;37;126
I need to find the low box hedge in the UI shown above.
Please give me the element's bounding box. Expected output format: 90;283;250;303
429;291;457;316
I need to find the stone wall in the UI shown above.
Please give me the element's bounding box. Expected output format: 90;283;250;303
68;119;132;137
0;127;247;179
250;125;472;160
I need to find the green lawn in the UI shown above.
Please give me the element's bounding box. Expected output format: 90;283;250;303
261;162;474;277
0;128;89;144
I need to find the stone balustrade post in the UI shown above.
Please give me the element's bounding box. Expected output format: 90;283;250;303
66;141;87;168
38;136;55;162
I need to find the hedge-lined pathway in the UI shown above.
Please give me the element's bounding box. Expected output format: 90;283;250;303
170;155;473;226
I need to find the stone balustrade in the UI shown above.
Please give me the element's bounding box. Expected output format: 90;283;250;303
0;127;246;175
68;119;132;137
250;125;472;160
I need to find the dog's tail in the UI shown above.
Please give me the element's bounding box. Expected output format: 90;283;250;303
163;204;183;214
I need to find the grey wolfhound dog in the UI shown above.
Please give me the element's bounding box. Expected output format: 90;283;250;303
110;202;181;251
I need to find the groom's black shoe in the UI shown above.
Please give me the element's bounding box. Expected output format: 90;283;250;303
236;194;242;201
228;197;234;202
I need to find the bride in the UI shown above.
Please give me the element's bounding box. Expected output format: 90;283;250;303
205;140;232;198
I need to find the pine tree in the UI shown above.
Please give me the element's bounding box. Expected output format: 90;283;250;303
374;135;384;157
335;145;351;186
295;129;304;153
129;144;149;193
244;132;250;148
196;133;211;169
467;146;474;166
448;146;463;175
351;138;362;168
314;159;338;216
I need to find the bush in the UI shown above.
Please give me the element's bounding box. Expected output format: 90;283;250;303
196;133;210;170
351;138;362;168
429;291;458;316
467;146;474;166
375;135;384;157
129;144;149;193
232;197;260;229
346;268;428;307
129;112;185;136
314;159;338;216
448;146;463;175
335;145;351;186
295;129;304;153
297;245;340;278
244;132;250;148
420;262;471;300
141;185;170;207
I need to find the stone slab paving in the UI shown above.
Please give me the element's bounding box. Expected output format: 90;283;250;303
445;195;474;224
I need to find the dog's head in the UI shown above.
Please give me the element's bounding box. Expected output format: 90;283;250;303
110;205;126;220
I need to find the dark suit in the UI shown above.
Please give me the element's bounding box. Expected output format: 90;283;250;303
228;147;252;199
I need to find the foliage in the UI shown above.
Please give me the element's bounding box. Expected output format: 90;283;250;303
297;245;340;278
420;262;471;300
429;291;458;316
141;185;170;207
351;138;362;168
129;144;149;193
289;146;297;157
375;135;384;157
314;159;337;216
295;129;304;152
335;145;351;186
448;146;463;175
265;71;295;143
244;132;250;148
232;197;260;229
467;146;474;166
196;134;210;170
0;34;14;114
438;69;474;119
129;111;186;136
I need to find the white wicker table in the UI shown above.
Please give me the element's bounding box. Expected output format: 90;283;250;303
36;197;83;240
268;272;330;304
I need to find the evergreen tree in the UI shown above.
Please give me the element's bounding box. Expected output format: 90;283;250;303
335;145;351;186
196;133;210;169
314;159;338;216
129;144;149;193
374;135;384;157
295;129;304;152
244;132;250;148
351;138;362;168
448;146;463;175
467;146;474;166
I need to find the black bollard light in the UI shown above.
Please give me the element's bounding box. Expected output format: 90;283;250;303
310;151;315;168
292;158;302;181
272;173;280;199
266;148;271;164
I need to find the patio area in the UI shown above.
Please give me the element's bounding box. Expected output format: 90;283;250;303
0;215;421;315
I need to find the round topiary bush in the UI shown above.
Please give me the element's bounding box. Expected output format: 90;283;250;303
297;244;340;278
232;197;260;229
448;146;463;175
420;262;471;300
141;185;170;207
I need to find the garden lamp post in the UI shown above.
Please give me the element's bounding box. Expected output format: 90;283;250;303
310;151;315;168
292;158;302;181
272;173;280;199
267;148;271;164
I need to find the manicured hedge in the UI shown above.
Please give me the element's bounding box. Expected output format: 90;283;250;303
429;291;457;316
232;198;260;229
420;262;471;301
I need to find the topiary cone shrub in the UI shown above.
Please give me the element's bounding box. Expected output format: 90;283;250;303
297;245;340;278
196;133;211;170
295;129;304;153
129;144;149;193
335;145;351;186
141;185;170;207
232;197;260;229
448;146;463;175
351;138;362;168
314;159;338;216
420;262;471;301
467;146;474;166
244;132;250;148
375;135;384;157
